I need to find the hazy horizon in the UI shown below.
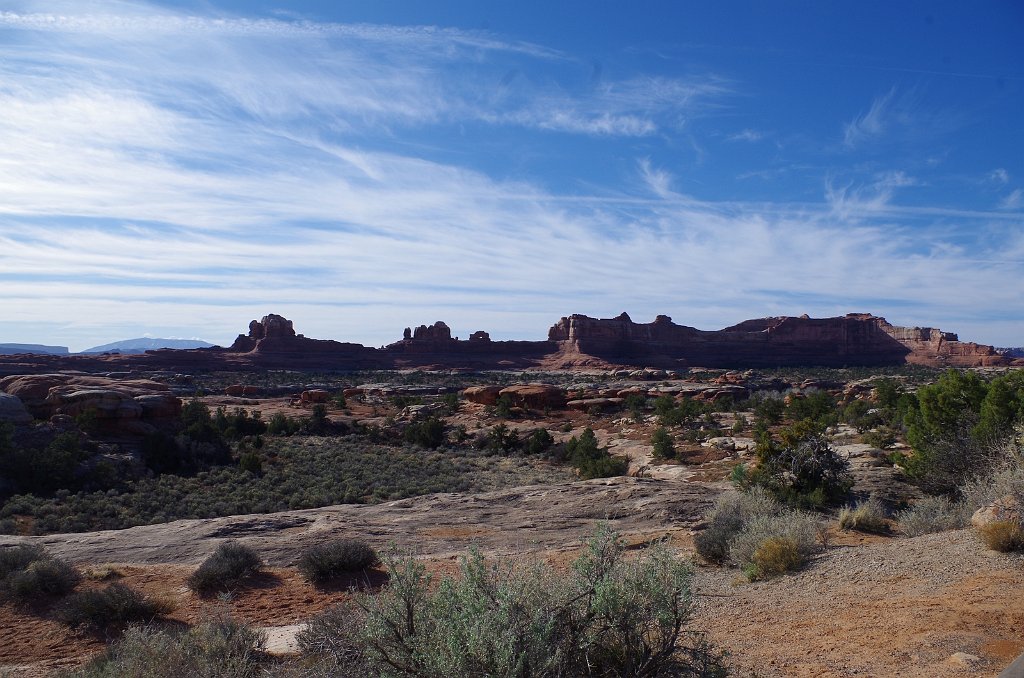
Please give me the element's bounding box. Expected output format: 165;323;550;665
1;2;1021;350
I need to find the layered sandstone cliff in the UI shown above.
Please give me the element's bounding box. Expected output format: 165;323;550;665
547;312;1010;368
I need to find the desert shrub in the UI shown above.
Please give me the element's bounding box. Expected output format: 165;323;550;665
483;423;520;455
624;393;647;421
238;451;263;475
751;393;785;425
895;496;967;537
187;542;262;595
0;544;80;601
0;438;575;535
742;434;852;508
403;416;446;449
728;510;823;580
862;427;897;450
297;604;369;673
347;526;726;677
494;393;514;419
978;521;1024;552
564;428;628;479
959;443;1024;512
60;583;170;633
786;390;839;428
6;556;81;600
694;490;781;565
748;537;802;580
651;426;676;460
267;412;301;436
0;544;47;578
440;393;459;414
299;539;379;585
901;369;1018;494
525;428;554;455
838;494;889;534
67;618;265;678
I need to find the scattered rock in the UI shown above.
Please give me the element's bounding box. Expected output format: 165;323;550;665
972;496;1021;529
0;392;32;424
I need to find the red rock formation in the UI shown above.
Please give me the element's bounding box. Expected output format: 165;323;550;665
548;312;1010;368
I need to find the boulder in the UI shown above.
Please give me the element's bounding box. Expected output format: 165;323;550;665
134;394;183;419
971;496;1021;529
225;384;246;396
0;393;32;424
566;397;624;411
301;389;330;404
498;385;567;410
462;386;502;406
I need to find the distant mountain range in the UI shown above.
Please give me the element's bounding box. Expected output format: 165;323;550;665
80;338;216;354
998;347;1024;358
0;343;69;356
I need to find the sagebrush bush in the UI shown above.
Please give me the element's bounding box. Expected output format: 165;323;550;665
187;542;262;595
748;537;802;580
327;526;727;677
297;604;369;673
978;520;1024;552
0;544;80;602
838;494;889;534
298;539;379;585
895;496;967;537
60;583;170;633
694;489;781;564
728;510;823;579
66;618;265;678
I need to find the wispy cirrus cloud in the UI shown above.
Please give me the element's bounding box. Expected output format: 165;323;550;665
0;1;1020;349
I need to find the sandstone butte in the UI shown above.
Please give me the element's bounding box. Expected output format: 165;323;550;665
3;310;1014;375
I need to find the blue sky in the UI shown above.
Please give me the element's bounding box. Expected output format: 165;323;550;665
1;1;1022;351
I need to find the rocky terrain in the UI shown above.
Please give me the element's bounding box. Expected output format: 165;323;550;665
3;311;1018;376
0;326;1022;676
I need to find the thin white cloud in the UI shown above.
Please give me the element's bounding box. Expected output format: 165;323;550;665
843;88;896;147
0;2;1019;350
727;129;764;142
988;168;1010;184
999;189;1023;210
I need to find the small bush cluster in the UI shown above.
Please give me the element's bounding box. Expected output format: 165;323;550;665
60;583;170;633
67;618;265;678
298;539;379;585
695;490;823;580
187;542;262;595
895;496;967;537
838;494;889;534
312;526;727;677
652;426;676;460
978;520;1024;552
738;433;852;509
0;544;81;602
563;428;628;479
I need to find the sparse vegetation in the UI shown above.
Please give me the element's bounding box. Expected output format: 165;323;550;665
298;539;379;585
187;542;263;595
895;496;967;537
1;437;573;535
0;544;80;602
694;490;781;565
336;526;726;677
728;510;823;581
563;427;628;479
60;583;170;633
651;426;676;459
838;494;889;534
737;432;852;508
978;520;1024;552
66;618;265;678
